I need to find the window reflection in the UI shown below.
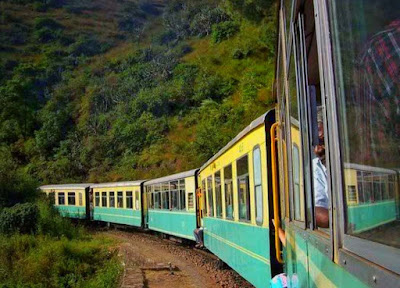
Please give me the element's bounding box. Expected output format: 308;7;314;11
332;0;400;248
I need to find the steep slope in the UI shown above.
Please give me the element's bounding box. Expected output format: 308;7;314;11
0;0;277;184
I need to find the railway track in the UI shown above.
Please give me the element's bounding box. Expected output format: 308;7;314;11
103;228;253;288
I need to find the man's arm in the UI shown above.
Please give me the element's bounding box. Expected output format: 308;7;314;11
315;207;329;228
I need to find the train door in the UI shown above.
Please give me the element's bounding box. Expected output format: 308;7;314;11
195;186;205;227
142;184;149;229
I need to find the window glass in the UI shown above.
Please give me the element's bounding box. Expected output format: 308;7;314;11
170;181;179;210
109;192;115;208
237;155;250;221
68;192;76;206
135;191;140;210
147;186;154;209
117;191;123;208
162;182;170;209
188;192;194;209
154;185;161;209
102;192;107;207
58;192;65;205
224;165;234;219
207;176;214;216
126;191;133;209
288;35;306;222
215;171;222;217
179;179;186;210
331;0;400;248
253;147;263;225
95;192;100;207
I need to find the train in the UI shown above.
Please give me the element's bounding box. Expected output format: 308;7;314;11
40;0;400;287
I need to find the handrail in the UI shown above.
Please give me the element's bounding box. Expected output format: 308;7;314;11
270;122;284;264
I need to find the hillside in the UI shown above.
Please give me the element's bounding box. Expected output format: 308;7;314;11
0;0;277;189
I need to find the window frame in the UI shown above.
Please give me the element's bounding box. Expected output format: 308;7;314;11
206;176;214;217
95;192;100;207
236;154;251;222
58;192;65;205
117;191;123;208
109;191;115;208
102;192;107;207
126;191;133;209
135;190;140;210
214;170;222;218
319;0;400;283
179;179;186;211
253;145;264;226
224;164;234;220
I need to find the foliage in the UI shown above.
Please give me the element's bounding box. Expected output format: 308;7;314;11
37;197;85;239
0;203;39;234
211;20;239;43
0;146;38;207
0;234;121;288
0;0;277;183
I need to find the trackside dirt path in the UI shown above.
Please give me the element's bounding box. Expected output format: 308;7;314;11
104;229;253;288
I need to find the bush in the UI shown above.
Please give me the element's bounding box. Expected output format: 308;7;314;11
34;17;64;30
189;7;230;37
0;234;121;288
211;21;239;43
69;36;112;57
0;203;39;234
37;198;84;239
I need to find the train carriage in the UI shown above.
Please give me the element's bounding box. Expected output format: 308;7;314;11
274;0;400;287
40;183;92;219
144;169;198;240
198;110;278;288
91;181;145;227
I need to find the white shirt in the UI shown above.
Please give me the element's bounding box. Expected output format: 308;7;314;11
313;157;329;209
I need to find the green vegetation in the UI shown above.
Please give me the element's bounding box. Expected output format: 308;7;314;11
0;0;277;285
0;198;122;287
0;0;277;184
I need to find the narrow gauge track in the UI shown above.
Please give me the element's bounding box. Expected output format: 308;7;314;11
103;228;253;288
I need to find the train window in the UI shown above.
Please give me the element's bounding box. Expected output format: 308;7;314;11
109;192;115;208
188;192;194;209
202;179;207;215
237;155;250;221
126;191;133;209
162;182;170;210
224;165;234;219
253;146;263;225
154;184;161;209
147;186;154;209
68;192;75;205
79;193;83;206
179;179;186;210
58;192;65;205
288;36;306;223
135;191;139;210
215;171;222;217
117;191;123;208
207;176;214;217
170;181;179;210
95;192;100;207
102;192;107;207
330;0;400;271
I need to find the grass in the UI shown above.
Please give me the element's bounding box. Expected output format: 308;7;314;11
0;233;122;288
0;199;123;288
